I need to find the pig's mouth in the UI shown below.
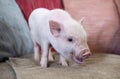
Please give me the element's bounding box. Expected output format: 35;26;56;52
73;57;83;64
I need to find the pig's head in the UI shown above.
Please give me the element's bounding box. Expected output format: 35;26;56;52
49;18;91;64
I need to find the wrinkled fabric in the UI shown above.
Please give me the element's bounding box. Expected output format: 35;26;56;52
0;0;33;61
115;0;120;15
63;0;120;54
16;0;64;21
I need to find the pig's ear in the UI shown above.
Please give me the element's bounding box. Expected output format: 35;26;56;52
79;17;85;24
49;20;62;37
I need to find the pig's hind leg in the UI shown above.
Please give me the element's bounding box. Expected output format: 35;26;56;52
31;32;40;64
34;43;40;64
48;47;55;62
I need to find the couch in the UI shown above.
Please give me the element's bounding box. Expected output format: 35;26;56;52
0;0;120;79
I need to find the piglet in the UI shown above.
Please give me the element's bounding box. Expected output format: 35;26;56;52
28;8;91;67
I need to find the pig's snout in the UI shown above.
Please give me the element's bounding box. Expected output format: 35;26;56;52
74;49;91;64
82;49;91;58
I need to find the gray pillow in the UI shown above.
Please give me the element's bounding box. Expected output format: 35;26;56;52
0;0;33;61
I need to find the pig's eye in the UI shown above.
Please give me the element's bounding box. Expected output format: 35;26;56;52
67;38;73;42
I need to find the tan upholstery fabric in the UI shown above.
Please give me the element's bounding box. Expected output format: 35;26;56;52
0;62;15;79
9;53;120;79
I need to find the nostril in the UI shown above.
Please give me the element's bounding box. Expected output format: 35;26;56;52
82;53;91;59
80;49;91;58
81;48;90;54
82;51;91;59
82;49;89;54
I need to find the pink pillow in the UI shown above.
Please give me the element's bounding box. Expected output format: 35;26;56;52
63;0;120;54
16;0;63;21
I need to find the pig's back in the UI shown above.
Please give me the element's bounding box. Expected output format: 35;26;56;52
29;8;50;30
28;8;51;43
49;9;71;23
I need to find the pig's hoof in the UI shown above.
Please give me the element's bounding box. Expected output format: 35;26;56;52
60;61;69;67
34;58;40;65
62;63;69;67
40;61;48;68
40;63;47;68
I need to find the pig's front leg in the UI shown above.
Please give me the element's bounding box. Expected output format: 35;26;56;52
31;34;40;64
59;55;68;67
34;44;40;64
40;42;49;68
